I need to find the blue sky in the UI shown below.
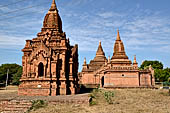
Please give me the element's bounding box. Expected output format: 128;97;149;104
0;0;170;71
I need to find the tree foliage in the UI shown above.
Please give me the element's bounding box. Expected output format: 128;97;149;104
0;64;22;85
154;68;170;82
140;60;170;82
12;67;22;85
140;60;163;69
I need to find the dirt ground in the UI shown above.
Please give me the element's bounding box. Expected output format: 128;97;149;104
1;86;170;113
30;88;170;113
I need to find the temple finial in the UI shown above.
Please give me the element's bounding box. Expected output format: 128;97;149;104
49;0;57;11
84;57;87;65
96;41;105;56
133;55;137;63
116;29;121;40
99;40;101;45
108;56;110;63
133;55;138;67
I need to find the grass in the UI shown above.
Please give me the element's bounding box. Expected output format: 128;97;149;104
29;89;170;113
89;88;114;105
0;85;18;93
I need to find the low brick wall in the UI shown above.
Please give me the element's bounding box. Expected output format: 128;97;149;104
0;93;90;113
0;99;32;113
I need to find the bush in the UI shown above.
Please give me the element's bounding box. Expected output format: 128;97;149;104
27;100;47;112
89;98;97;106
163;81;170;86
89;89;114;105
103;91;114;104
89;88;101;106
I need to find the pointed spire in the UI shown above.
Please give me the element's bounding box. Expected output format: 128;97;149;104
43;0;63;33
96;41;105;56
82;57;88;70
133;55;137;64
105;59;107;65
49;0;57;11
83;57;87;65
112;29;129;61
116;29;121;41
133;55;138;68
108;56;110;63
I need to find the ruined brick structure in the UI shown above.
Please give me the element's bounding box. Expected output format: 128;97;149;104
18;0;79;96
80;30;155;88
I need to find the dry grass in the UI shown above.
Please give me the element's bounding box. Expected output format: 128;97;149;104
29;89;170;113
0;85;18;93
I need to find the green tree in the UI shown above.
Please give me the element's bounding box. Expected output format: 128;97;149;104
154;68;170;82
140;60;163;69
12;67;22;85
154;69;162;82
0;64;22;85
140;60;170;82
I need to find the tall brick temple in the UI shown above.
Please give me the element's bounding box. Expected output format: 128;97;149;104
80;30;155;88
18;0;79;96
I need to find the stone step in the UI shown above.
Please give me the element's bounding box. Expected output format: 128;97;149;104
0;100;32;113
0;111;24;113
7;102;32;105
3;107;28;111
5;105;31;108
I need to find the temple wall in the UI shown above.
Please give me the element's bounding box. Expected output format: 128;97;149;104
104;72;139;87
80;70;155;88
140;73;152;86
81;73;95;84
18;81;52;96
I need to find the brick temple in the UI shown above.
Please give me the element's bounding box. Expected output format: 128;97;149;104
79;30;155;88
18;0;79;96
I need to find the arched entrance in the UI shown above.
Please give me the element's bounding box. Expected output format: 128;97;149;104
38;62;44;77
101;76;104;87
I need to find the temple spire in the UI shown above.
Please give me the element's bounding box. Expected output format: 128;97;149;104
116;29;121;41
83;57;87;65
96;41;105;56
82;57;88;70
133;55;137;64
111;29;131;65
108;56;110;63
133;55;138;67
49;0;57;11
42;0;63;33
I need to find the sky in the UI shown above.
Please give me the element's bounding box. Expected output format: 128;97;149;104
0;0;170;72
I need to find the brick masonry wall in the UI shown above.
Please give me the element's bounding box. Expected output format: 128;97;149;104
104;72;139;87
0;94;90;113
0;100;32;113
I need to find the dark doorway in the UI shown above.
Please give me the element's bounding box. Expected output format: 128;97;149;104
38;62;44;77
101;76;104;87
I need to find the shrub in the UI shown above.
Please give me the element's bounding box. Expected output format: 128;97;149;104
89;89;114;106
103;91;114;104
163;81;170;86
89;88;101;106
27;100;47;112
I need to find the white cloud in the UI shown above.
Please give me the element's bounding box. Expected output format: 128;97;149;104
97;12;125;18
0;35;29;47
0;0;170;55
